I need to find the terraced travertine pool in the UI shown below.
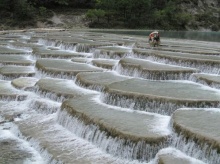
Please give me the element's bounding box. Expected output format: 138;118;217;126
0;29;219;164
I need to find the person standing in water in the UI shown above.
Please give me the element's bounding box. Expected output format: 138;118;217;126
149;31;160;47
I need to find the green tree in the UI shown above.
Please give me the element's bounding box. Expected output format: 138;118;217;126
86;9;105;22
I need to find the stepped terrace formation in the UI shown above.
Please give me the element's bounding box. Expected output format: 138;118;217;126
171;108;220;163
117;57;197;80
60;94;170;161
133;49;220;74
191;73;220;89
0;29;219;164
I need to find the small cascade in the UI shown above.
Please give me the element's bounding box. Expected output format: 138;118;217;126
58;42;77;51
1;30;220;164
35;69;76;80
115;63;192;80
7;43;33;52
38;38;61;48
75;43;91;52
34;86;67;103
170;132;220;164
132;53;220;74
10;124;62;164
189;74;220;89
57;109;170;162
38;38;93;53
0;124;45;164
75;77;105;92
101;92;220;116
29;99;61;114
0;74;34;81
93;49;130;59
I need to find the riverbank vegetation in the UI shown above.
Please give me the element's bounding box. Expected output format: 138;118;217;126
0;0;219;31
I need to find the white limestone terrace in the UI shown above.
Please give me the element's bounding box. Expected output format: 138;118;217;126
136;38;220;52
0;125;44;164
8;41;36;52
75;71;220;115
91;58;118;69
0;55;34;66
11;77;38;90
59;94;171;161
38;35;114;52
171;108;220;163
0;80;28;100
76;71;131;91
0;45;30;54
154;46;220;55
154;147;205;164
0;66;35;80
32;46;93;59
0;29;220;164
35;77;97;102
35;58;103;79
158;38;220;51
191;73;220;89
132;49;220;74
104;79;220;115
116;57;197;80
13;114;144;164
93;46;132;59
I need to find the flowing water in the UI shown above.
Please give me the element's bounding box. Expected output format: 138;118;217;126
0;29;219;164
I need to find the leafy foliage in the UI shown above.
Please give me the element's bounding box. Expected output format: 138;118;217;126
0;0;218;30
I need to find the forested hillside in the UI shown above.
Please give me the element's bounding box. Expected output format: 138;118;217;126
0;0;219;31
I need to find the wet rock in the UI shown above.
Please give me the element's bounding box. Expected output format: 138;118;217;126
156;147;205;164
133;49;220;74
36;58;103;78
171;108;220;163
92;59;118;69
11;77;39;90
0;139;32;164
33;47;92;58
76;72;130;91
36;78;95;101
94;46;132;59
191;73;220;89
61;94;170;161
0;80;27;100
0;46;27;55
71;57;89;63
0;66;35;79
172;108;220;149
15;115;133;164
39;37;113;52
0;55;33;66
118;57;197;80
103;79;220;115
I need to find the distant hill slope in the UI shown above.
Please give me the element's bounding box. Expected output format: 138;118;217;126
180;0;219;30
36;9;89;29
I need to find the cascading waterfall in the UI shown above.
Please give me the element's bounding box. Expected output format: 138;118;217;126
10;125;61;164
34;86;67;103
1;30;220;164
132;53;220;74
170;131;220;164
93;49;131;59
38;38;93;53
57;109;170;162
35;69;76;80
75;78;105;92
189;75;220;89
114;63;192;80
101;92;220;116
